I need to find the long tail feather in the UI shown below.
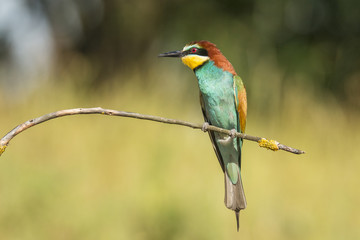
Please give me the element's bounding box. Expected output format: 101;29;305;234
235;210;240;231
224;170;246;230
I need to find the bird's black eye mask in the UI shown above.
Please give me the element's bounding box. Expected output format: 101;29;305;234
182;47;208;57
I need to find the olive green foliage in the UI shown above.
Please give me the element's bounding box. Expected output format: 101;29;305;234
72;0;360;109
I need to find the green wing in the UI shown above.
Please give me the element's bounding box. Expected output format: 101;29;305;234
200;92;225;172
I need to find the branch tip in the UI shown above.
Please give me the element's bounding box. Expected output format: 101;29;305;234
0;145;7;156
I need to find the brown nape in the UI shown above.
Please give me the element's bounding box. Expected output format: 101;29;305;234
190;40;237;75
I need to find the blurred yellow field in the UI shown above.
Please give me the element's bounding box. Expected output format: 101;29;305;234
0;74;359;239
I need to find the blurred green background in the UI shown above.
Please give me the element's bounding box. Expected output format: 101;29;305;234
0;0;359;239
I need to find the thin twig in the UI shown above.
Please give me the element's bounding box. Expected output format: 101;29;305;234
0;107;305;156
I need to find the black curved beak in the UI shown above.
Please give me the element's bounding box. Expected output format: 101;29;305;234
158;50;182;58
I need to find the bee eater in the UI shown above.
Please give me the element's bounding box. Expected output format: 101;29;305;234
159;41;247;231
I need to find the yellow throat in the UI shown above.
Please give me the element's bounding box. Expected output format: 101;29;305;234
181;55;209;70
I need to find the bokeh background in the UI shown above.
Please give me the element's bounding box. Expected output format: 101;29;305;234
0;0;359;239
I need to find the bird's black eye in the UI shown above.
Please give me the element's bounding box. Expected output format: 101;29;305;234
191;48;197;53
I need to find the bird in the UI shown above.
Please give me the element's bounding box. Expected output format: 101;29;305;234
159;40;247;231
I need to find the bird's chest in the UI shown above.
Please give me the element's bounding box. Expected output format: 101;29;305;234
196;67;236;129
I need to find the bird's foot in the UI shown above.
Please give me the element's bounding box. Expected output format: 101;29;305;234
218;137;232;145
229;129;237;139
202;122;209;132
218;129;237;146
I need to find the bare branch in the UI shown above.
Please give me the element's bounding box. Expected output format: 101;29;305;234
0;107;305;156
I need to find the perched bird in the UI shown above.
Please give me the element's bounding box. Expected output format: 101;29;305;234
159;41;247;231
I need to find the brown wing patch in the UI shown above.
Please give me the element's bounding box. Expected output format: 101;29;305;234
237;87;247;133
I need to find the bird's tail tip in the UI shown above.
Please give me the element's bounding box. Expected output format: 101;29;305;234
235;210;240;232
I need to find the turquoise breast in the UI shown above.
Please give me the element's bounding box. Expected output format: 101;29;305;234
195;60;237;131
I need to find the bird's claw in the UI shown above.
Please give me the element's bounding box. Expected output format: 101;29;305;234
218;136;232;145
202;122;209;132
218;129;237;146
229;129;237;139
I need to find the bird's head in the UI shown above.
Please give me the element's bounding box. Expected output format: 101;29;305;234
159;40;236;75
